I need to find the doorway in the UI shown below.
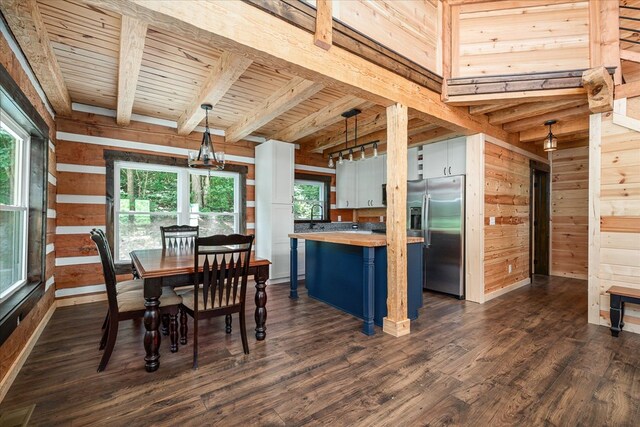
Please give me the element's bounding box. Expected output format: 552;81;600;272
530;160;550;276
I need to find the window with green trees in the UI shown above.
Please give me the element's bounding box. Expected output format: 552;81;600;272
0;112;29;300
115;162;239;260
293;174;330;221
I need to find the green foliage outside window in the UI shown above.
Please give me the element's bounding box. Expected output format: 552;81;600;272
294;181;324;220
119;169;177;212
190;175;235;213
0;129;16;205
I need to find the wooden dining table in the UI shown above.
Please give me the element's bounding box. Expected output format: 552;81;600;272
130;248;271;372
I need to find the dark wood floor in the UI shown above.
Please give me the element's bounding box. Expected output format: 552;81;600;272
1;275;638;426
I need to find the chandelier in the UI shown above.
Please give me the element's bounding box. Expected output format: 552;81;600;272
188;103;225;170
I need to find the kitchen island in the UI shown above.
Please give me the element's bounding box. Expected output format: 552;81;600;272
288;232;424;335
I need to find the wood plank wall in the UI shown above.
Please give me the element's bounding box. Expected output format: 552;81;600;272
0;31;56;386
551;146;589;280
454;1;589;77
484;142;530;294
54;111;337;297
596;112;640;332
304;0;440;73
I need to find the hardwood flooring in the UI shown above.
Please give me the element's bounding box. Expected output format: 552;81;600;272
1;275;638;426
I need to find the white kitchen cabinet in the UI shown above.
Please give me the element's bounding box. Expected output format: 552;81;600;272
356;155;385;208
336;160;357;208
407;147;419;181
255;140;295;280
422;137;466;179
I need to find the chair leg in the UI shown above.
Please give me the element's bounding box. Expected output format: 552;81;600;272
98;319;119;372
225;314;232;334
161;314;170;336
180;309;188;345
101;310;109;330
169;312;178;353
239;311;249;355
99;321;109;350
193;318;198;370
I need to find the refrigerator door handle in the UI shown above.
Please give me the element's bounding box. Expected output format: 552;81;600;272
424;194;431;247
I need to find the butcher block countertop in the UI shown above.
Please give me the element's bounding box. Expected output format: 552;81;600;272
288;231;424;247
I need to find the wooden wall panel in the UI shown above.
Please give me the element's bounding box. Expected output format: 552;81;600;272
331;0;439;73
551;146;589;279
454;1;589;77
594;112;640;333
484;142;530;294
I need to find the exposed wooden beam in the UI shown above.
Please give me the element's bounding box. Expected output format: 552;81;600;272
489;100;585;126
445;88;587;107
503;104;590;133
599;0;622;84
117;15;147;126
519;117;590;143
87;0;513;143
225;77;324;143
582;66;614;113
176;52;252;136
270;96;370;143
615;80;640;100
383;102;409;338
469;103;521;116
620;49;640;64
1;0;71;115
314;0;332;50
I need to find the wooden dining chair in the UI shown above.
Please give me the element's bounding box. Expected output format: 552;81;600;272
179;234;254;369
90;230;183;372
160;225;199;251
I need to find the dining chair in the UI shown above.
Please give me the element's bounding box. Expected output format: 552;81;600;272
160;225;199;251
90;230;183;372
179;234;254;369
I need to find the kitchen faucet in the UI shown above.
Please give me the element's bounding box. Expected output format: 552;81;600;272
309;203;323;229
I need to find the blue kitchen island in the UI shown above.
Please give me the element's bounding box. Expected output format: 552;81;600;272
288;232;424;335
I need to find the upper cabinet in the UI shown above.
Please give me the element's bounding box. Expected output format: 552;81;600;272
407;147;420;181
336;161;357;209
357;155;386;208
422;137;466;179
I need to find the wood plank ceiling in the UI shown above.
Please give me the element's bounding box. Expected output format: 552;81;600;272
5;0;600;155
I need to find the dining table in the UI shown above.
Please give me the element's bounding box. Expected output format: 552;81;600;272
130;248;271;372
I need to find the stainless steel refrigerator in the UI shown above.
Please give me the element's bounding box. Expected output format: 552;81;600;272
407;176;465;298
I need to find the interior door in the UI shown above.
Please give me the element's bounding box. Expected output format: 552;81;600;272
531;164;550;275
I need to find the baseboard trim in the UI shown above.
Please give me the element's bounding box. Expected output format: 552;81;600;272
0;301;56;403
485;278;531;302
56;292;107;307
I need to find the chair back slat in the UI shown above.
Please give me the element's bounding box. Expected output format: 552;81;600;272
89;230;119;314
193;234;254;313
161;225;199;252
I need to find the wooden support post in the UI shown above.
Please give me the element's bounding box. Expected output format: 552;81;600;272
383;102;410;337
314;0;332;50
465;134;485;304
587;113;602;325
582;67;614;113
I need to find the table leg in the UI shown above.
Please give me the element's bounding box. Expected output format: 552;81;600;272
254;265;269;341
143;277;162;372
362;247;375;336
290;238;298;299
610;294;623;337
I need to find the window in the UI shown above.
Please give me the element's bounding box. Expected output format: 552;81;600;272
114;161;240;260
0;111;30;301
293;173;331;222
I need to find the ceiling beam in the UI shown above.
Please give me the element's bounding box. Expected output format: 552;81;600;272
468;103;521;116
615;80;640;100
117;15;148;126
270;95;371;142
519;117;590;143
445;88;586;107
503;103;590;133
225;77;324;143
489;100;586;126
1;0;72;115
86;0;514;144
176;51;252;136
314;0;332;50
620;49;640;64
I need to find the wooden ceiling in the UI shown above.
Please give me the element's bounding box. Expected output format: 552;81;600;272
620;0;640;83
3;0;617;155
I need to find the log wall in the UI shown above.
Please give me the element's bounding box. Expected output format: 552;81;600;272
453;1;589;78
484;142;531;294
551;146;589;280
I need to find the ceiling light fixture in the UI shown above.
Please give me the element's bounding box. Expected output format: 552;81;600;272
543;119;558;152
189;103;225;170
327;108;379;167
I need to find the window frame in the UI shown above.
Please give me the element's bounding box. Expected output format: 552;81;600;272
0;108;31;302
293;173;331;223
106;151;247;261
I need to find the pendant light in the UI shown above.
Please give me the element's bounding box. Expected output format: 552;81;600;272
189;103;225;170
328;154;334;168
543;120;558;152
360;145;366;160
